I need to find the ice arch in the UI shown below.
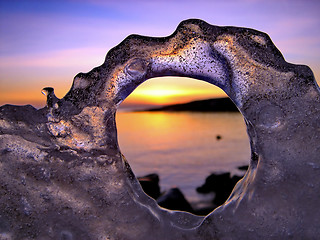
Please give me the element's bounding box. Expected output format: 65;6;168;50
0;19;320;239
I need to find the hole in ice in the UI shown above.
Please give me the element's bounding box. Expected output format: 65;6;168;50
116;77;250;215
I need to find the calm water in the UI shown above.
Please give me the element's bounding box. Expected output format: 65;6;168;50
116;111;250;205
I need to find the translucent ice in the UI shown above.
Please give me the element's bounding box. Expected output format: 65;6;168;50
1;19;320;239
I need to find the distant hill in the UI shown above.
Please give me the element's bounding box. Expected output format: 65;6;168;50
143;97;239;112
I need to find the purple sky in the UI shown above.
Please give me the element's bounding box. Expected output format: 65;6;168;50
0;0;319;107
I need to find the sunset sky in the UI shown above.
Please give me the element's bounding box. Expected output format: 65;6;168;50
1;0;319;108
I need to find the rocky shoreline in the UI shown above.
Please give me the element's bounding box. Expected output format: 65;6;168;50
138;165;248;215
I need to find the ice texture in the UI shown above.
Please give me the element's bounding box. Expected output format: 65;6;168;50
0;19;320;239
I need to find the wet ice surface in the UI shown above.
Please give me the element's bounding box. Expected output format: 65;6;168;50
1;19;320;239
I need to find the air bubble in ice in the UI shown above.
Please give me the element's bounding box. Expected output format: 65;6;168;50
126;58;147;77
60;231;73;240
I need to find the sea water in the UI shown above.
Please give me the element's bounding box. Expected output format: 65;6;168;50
116;111;250;205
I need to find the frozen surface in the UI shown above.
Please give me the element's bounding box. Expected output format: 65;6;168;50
0;19;320;239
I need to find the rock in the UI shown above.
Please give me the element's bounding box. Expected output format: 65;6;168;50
237;165;248;171
157;188;194;213
137;173;161;199
197;172;243;206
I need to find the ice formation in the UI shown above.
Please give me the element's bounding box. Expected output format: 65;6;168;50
1;19;319;239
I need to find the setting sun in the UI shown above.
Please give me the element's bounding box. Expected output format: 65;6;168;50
121;77;227;108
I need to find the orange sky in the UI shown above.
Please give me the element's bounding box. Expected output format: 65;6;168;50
120;77;227;109
0;75;227;109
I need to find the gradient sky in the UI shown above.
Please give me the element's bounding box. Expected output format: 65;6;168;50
1;0;319;108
